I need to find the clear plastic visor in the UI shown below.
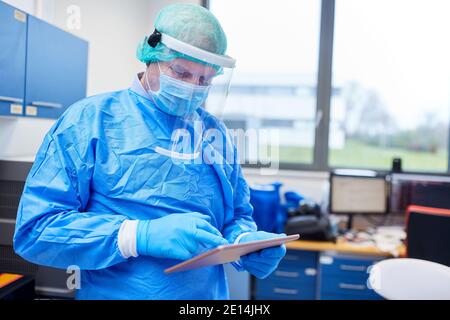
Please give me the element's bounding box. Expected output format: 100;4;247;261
143;47;235;159
144;47;234;120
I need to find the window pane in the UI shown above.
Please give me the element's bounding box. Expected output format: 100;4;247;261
210;0;321;165
330;0;450;172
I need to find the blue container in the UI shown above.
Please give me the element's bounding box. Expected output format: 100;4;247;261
284;191;304;208
249;183;282;233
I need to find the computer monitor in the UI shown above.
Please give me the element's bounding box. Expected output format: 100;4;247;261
390;173;450;213
330;169;388;215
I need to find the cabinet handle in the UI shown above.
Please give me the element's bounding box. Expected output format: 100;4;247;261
273;288;298;295
339;283;366;291
0;218;16;224
32;101;63;109
305;268;317;276
0;96;23;104
340;264;367;272
274;271;300;278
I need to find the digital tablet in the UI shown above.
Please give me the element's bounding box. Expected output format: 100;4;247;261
164;234;300;274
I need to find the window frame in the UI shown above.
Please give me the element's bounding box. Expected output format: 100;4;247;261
205;0;450;175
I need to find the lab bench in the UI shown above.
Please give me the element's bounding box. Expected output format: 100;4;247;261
250;240;406;300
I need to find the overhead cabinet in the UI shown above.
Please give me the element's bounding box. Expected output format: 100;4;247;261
0;2;27;116
25;16;88;119
0;2;88;119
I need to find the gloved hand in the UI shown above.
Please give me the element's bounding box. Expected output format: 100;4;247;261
136;212;227;260
239;231;287;279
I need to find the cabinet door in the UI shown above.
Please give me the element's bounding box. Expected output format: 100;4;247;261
25;16;88;119
0;2;27;116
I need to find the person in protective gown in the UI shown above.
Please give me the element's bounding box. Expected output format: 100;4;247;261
14;3;286;299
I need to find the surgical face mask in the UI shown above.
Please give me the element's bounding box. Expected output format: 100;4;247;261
145;64;211;117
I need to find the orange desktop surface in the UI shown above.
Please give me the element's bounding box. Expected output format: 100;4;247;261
0;273;24;289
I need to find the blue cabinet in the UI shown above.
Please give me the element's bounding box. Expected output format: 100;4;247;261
253;250;384;300
25;16;88;119
0;2;27;116
254;250;318;300
318;252;383;300
0;3;88;120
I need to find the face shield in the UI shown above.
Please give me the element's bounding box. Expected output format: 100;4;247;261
143;32;236;159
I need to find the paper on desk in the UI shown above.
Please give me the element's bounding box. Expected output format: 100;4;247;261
373;227;406;257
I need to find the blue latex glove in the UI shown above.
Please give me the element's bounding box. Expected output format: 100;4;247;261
239;231;287;279
137;212;228;260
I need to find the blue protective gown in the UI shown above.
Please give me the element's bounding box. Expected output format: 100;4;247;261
13;74;256;299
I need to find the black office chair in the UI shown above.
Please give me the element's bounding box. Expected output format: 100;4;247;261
406;205;450;267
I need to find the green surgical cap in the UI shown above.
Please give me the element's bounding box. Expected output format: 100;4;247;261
136;3;228;66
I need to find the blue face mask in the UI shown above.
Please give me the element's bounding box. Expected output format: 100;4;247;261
147;72;211;117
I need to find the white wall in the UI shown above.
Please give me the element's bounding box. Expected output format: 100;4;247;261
0;117;54;161
2;0;35;13
244;168;329;203
47;0;201;96
47;0;148;95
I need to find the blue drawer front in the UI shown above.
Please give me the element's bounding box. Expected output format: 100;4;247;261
255;278;316;300
319;253;381;277
255;293;316;300
254;250;319;300
264;266;317;286
319;274;380;298
320;292;383;300
281;250;318;268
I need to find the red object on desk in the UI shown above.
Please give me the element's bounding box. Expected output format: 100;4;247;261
405;205;450;266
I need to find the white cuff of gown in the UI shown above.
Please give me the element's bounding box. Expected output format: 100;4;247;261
234;232;252;244
232;232;252;268
118;220;139;259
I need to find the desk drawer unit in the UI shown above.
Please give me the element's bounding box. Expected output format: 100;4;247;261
318;252;383;300
254;250;318;300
